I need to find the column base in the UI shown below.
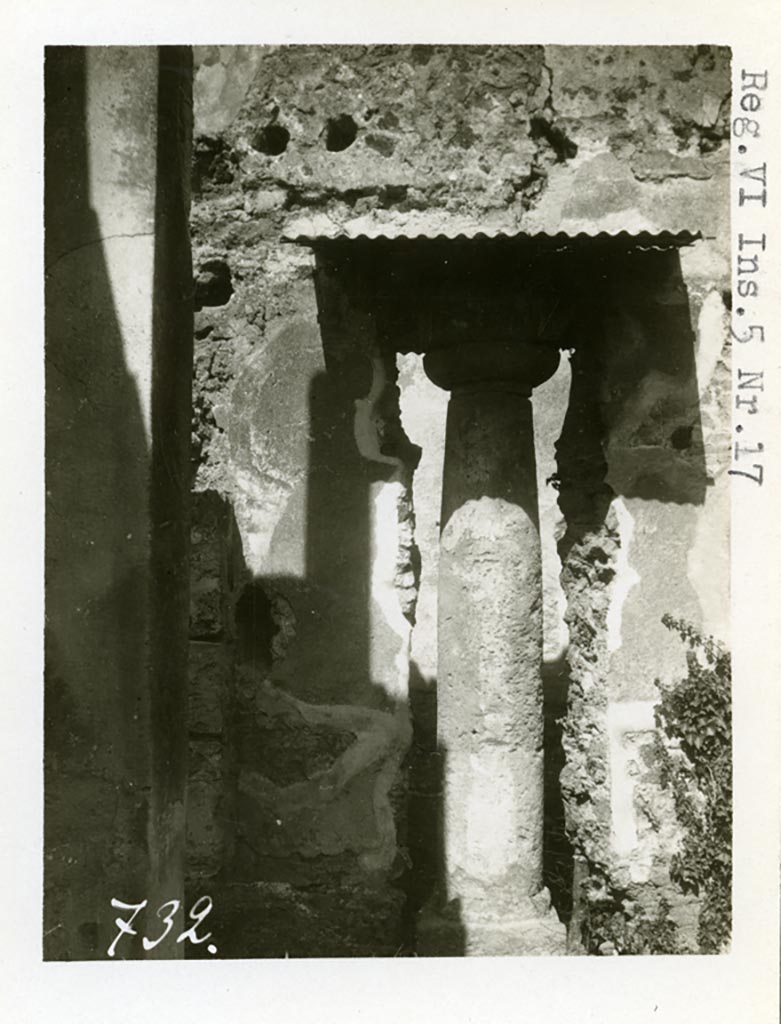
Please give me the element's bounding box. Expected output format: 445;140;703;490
417;898;567;957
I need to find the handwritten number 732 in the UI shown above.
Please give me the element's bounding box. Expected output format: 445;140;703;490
107;895;214;957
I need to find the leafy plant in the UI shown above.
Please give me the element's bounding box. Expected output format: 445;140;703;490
584;885;681;955
654;615;732;953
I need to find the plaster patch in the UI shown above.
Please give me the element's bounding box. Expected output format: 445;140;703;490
232;466;298;577
86;49;158;443
355;353;416;701
370;479;412;702
607;700;655;876
397;353;447;681
533;355;571;662
99;237;156;444
353;355;400;469
606;497;641;653
695;289;728;400
687;477;730;644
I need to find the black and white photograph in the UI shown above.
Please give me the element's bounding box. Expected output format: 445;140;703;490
3;3;780;1022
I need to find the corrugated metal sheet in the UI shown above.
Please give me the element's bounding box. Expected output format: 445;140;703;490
286;229;703;250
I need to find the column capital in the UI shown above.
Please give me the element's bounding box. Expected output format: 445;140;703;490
423;340;560;395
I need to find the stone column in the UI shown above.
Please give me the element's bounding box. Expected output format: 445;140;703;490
418;339;566;955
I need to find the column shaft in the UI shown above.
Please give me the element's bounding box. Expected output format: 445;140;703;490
418;341;567;955
438;388;544;909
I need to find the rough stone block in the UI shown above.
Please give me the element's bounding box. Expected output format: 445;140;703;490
190;491;230;639
188;641;232;734
189;738;224;782
186;775;225;875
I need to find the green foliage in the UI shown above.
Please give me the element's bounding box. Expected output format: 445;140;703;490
584;882;681;955
654;615;732;953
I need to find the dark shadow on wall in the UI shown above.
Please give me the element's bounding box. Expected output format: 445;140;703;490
44;47;152;961
559;248;708;553
148;43;195;915
185;490;242;892
311;253;464;953
403;663;440;936
403;664;465;956
599;249;708;505
230;364;402;714
257;370;376;709
542;655;574;923
555;247;711;950
183;359;414;954
184;484;413;958
185;243;709;958
44;46;194;961
183;251;466;955
557;248;708;588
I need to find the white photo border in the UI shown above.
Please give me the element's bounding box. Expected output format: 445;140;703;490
3;4;779;1022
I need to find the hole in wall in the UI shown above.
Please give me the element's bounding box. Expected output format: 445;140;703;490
193;135;235;191
194;259;233;310
670;424;693;450
529;114;578;162
253;123;290;156
377;111;399;130
235;583;277;674
325;114;358;152
365;133;396;157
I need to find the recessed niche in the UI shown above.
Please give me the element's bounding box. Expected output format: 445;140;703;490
325;114;358;152
194;259;233;310
235;582;277;672
253;123;290;156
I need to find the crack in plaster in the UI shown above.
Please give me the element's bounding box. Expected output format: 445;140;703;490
45;231;156;275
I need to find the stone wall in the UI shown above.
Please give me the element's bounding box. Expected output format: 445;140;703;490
556;240;730;953
188;44;730;955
